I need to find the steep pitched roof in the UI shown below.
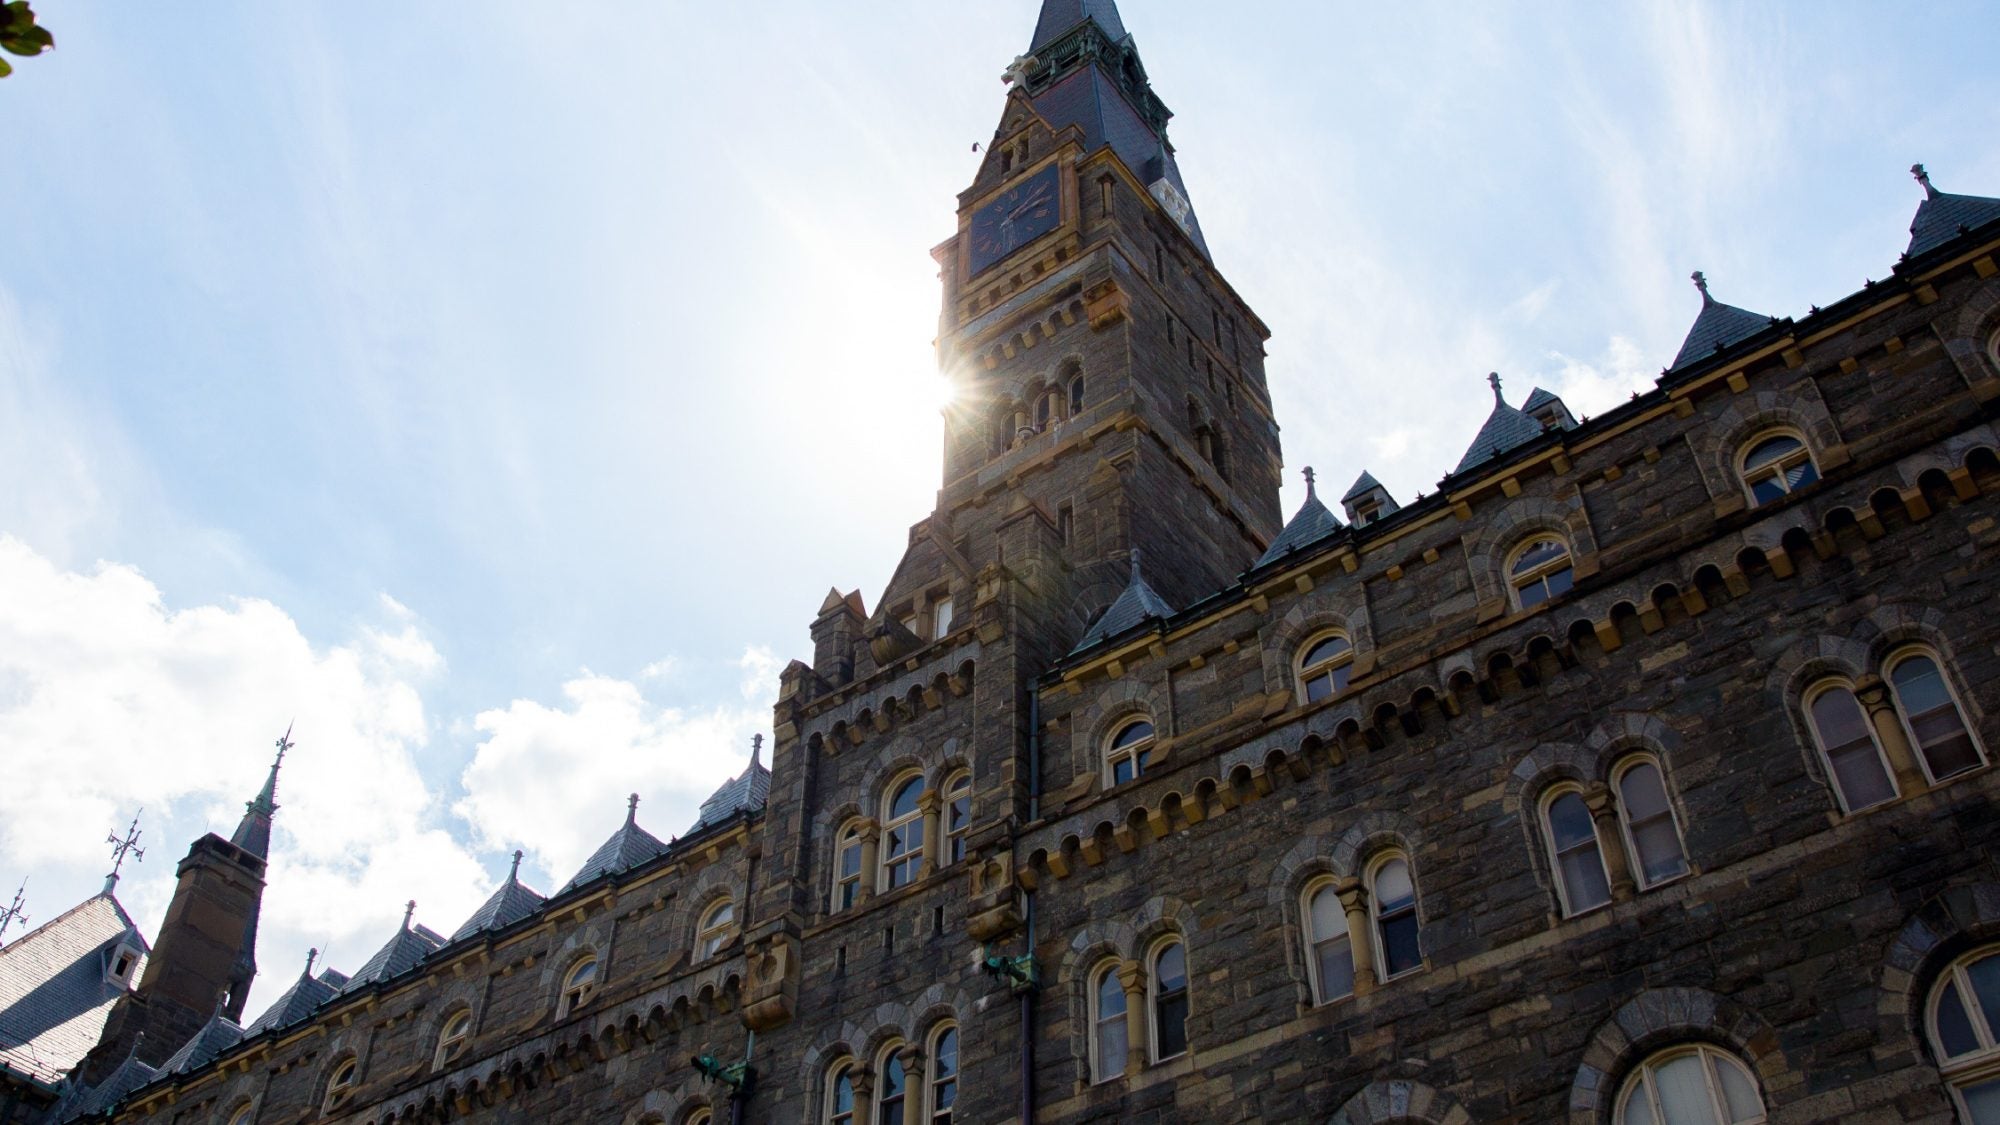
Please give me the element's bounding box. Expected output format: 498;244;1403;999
561;799;670;894
50;1050;154;1122
1030;0;1127;52
153;1011;242;1078
1027;68;1209;258
1669;272;1775;373
1342;470;1385;503
337;913;443;996
1074;552;1175;652
1255;470;1342;568
242;962;342;1038
687;748;771;836
0;895;147;1085
1905;164;2000;258
228;732;289;860
1455;375;1548;474
450;854;547;943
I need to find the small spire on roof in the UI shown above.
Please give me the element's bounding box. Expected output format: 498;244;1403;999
751;733;764;768
401;900;416;931
1129;547;1143;583
626;793;641;825
1302;465;1316;499
1487;371;1504;405
508;850;525;884
1912;163;1937;200
1692;270;1714;305
305;947;318;977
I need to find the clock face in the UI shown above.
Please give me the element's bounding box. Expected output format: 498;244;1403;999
968;164;1063;276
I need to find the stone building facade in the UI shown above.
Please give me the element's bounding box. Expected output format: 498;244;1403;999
35;1;2000;1122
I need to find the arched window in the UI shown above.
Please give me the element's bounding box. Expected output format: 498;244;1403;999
1090;961;1127;1083
881;775;926;889
1508;536;1575;610
1614;759;1689;887
226;1104;254;1125
697;899;736;959
1296;633;1354;703
323;1058;359;1113
1105;719;1157;786
1613;1044;1766;1124
686;1111;713;1125
825;1059;858;1125
834;821;863;910
1542;788;1612;916
1149;939;1189;1062
1035;389;1058;431
875;1043;907;1125
927;1023;959;1123
1739;432;1819;507
1804;681;1897;812
1887;649;1984;782
943;771;972;865
433;1008;473;1069
1928;946;2000;1120
1368;855;1422;981
1303;879;1354;1004
559;956;599;1016
1068;374;1085;415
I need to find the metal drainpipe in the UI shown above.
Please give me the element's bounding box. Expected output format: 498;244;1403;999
1019;687;1042;1124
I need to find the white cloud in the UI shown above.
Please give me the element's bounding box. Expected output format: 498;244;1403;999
0;536;487;1013
454;654;773;889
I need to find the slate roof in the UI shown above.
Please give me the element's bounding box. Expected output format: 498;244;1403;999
50;1051;154;1122
1030;0;1127;53
1074;553;1175;652
450;867;548;943
1028;64;1210;258
1669;276;1775;374
0;895;148;1085
1255;484;1342;569
1906;166;2000;258
153;1011;242;1078
242;967;343;1038
228;754;283;861
561;806;670;894
337;922;443;996
1342;470;1386;503
1455;377;1549;474
687;754;772;836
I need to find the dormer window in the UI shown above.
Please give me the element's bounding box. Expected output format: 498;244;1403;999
105;942;141;988
1354;502;1381;526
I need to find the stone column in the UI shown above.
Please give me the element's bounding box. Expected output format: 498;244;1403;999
1857;680;1927;795
856;819;882;903
917;789;944;880
1335;878;1376;997
850;1064;876;1119
897;1042;927;1125
1583;787;1638;900
1116;959;1149;1077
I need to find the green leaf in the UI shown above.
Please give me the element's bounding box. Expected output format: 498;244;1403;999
0;56;12;78
0;26;47;55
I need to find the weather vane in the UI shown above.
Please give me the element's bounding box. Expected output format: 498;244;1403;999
105;810;146;890
0;880;26;943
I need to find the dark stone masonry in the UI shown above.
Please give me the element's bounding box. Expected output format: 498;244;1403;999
18;1;2000;1123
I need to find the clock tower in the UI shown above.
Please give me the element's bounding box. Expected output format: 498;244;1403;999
919;0;1284;645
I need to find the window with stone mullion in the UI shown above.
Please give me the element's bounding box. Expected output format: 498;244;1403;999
1889;653;1983;780
1806;685;1896;811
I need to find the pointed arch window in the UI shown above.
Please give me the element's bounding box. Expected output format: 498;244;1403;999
559;956;599;1016
1508;536;1574;610
1739;432;1819;507
943;771;972;865
1368;855;1422;981
1090;961;1127;1083
881;775;926;889
874;1043;908;1125
1068;373;1085;415
1614;1044;1766;1124
927;1023;959;1123
1105;719;1157;786
1614;758;1690;887
434;1008;473;1069
1303;879;1354;1004
1887;649;1984;782
1543;787;1612;916
1149;939;1190;1061
1296;633;1354;703
697;898;736;959
834;820;864;910
1928;946;2000;1120
1804;681;1897;812
825;1059;858;1125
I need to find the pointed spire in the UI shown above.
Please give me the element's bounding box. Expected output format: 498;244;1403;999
305;947;319;977
1129;546;1143;584
1912;163;1936;200
626;793;641;826
1030;0;1128;53
1302;465;1317;500
401;900;416;931
231;725;293;859
103;811;145;895
1487;371;1505;405
1692;270;1714;304
508;850;525;884
750;733;764;769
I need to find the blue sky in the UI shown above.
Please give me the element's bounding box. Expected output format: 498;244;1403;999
2;1;1994;1012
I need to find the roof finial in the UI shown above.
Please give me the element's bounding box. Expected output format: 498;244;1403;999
104;811;145;895
305;947;318;977
1302;466;1317;499
401;900;417;930
1487;371;1504;406
750;733;764;768
508;850;525;883
626;792;641;825
1912;163;1937;199
1691;270;1713;305
0;879;26;944
1129;547;1143;584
